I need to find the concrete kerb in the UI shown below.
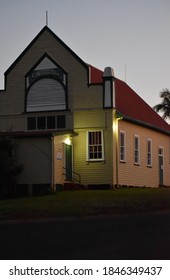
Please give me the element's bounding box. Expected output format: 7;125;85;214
1;210;170;225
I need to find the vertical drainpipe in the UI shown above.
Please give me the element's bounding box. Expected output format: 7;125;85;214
115;118;119;188
51;136;55;191
114;111;123;188
103;67;115;189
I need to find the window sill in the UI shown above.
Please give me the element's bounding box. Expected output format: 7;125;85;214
86;160;105;164
134;163;140;166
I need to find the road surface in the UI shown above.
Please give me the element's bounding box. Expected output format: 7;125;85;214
0;211;170;259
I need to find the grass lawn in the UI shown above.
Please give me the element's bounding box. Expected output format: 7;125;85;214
0;187;170;221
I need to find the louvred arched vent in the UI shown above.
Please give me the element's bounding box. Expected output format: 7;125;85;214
27;78;66;112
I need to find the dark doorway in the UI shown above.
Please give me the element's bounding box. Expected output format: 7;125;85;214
158;147;164;185
65;144;72;181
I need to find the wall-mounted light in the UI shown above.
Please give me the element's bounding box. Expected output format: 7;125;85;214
115;110;123;121
113;111;123;132
64;137;71;145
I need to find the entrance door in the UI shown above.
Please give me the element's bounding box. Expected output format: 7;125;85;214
158;147;164;185
65;144;72;181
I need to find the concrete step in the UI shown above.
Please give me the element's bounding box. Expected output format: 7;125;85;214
63;181;83;191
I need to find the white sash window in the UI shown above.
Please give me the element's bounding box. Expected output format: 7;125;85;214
87;131;104;161
134;135;140;165
120;131;126;162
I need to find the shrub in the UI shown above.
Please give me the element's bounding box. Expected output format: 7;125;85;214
0;136;22;199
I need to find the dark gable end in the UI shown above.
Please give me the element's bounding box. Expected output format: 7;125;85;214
5;26;89;77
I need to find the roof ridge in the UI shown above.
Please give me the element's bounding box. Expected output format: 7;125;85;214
5;26;88;76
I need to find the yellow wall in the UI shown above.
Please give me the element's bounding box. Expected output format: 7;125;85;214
73;109;113;186
114;120;170;188
53;135;67;186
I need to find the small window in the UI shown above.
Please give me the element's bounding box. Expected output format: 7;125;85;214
147;139;152;166
37;117;46;130
27;115;66;130
134;135;140;165
27;117;36;130
57;115;65;128
47;116;55;129
120;131;126;162
88;131;104;161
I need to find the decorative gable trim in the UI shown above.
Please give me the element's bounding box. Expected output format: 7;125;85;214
25;53;67;88
25;54;68;113
5;26;89;77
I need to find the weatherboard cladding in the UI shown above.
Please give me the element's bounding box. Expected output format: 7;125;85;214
73;109;113;186
2;27;89;115
5;26;89;77
3;25;168;135
116;120;170;188
54;135;65;185
73;128;113;186
0;26;170;188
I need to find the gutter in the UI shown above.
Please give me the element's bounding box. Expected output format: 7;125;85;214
122;115;170;136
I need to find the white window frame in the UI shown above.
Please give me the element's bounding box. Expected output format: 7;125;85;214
147;138;152;167
120;130;126;162
158;146;164;177
134;135;140;165
159;146;164;157
87;130;104;161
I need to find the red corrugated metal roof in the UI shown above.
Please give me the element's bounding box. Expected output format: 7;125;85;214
89;65;103;84
89;65;170;133
115;79;170;132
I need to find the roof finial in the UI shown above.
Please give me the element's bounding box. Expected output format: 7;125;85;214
46;10;48;27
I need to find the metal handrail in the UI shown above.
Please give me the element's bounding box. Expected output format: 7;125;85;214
72;170;81;184
63;168;81;184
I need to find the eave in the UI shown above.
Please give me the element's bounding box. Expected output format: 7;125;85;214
122;115;170;136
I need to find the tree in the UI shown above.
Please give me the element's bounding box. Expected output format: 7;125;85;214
0;136;22;199
153;88;170;120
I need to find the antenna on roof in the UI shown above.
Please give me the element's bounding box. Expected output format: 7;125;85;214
46;10;48;27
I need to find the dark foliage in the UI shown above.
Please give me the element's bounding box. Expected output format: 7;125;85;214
153;88;170;119
0;136;22;199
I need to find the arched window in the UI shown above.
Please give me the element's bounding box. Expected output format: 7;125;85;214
26;78;66;112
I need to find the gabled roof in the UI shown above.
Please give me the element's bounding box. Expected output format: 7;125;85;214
89;65;103;84
3;25;170;134
5;26;89;76
115;79;170;133
89;65;170;134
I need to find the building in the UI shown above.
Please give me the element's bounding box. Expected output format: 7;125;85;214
0;26;170;194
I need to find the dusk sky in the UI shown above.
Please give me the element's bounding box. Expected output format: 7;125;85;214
0;0;170;112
